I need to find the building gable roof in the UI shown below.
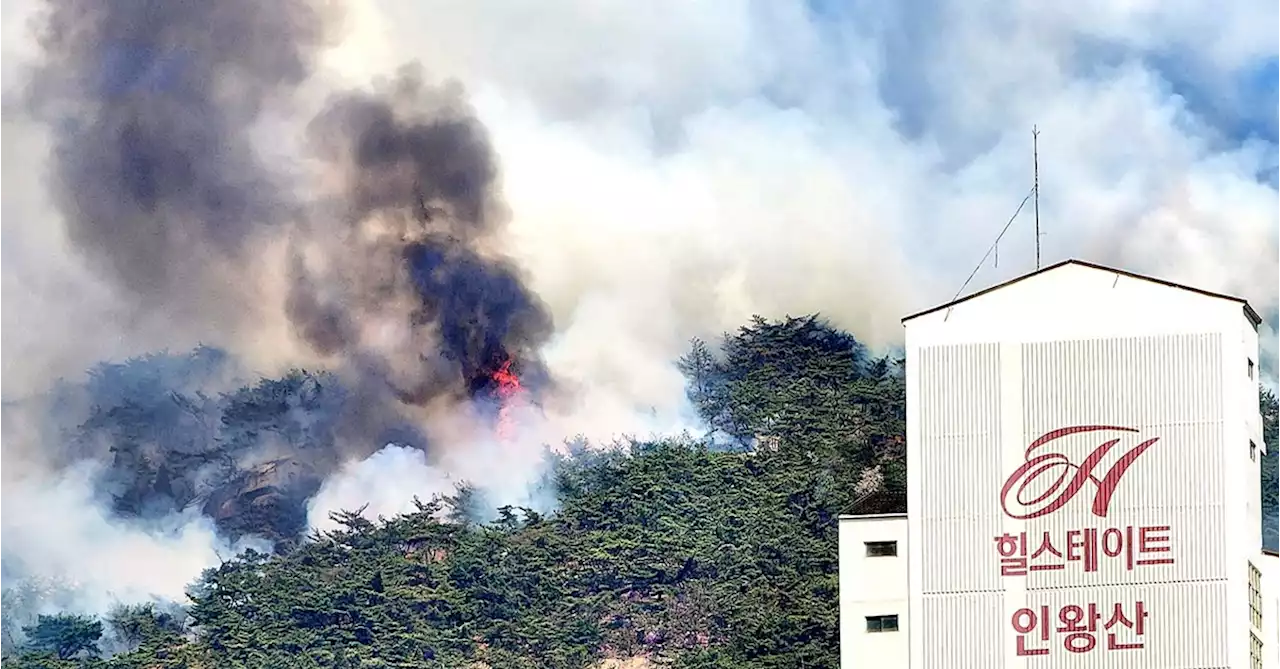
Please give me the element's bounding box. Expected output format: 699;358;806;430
901;258;1262;327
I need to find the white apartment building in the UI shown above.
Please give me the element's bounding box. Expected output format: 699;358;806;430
840;259;1275;668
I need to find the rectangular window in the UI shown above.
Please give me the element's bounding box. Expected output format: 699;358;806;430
1251;440;1258;462
1248;358;1255;379
866;615;899;633
865;541;898;557
1249;562;1263;631
1250;632;1262;669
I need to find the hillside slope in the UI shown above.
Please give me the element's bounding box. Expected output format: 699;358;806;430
3;315;1275;669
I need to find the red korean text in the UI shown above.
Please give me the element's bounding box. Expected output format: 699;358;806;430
1011;600;1148;656
994;525;1172;577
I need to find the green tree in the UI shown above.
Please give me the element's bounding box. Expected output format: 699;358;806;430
21;614;103;660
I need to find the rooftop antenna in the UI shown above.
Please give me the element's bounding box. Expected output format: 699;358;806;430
945;126;1041;318
949;185;1035;305
1033;125;1041;269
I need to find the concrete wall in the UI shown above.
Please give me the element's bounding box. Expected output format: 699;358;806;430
840;514;909;669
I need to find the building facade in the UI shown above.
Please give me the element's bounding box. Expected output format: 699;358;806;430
839;494;909;669
841;259;1273;668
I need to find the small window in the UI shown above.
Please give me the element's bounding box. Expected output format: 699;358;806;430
865;541;898;557
1248;359;1255;379
1251;441;1258;462
866;615;899;633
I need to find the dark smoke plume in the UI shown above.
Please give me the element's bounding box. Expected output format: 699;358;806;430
27;0;328;314
13;0;554;556
291;69;553;408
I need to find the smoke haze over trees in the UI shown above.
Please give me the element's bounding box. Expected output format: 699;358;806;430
1;317;1275;667
0;317;914;667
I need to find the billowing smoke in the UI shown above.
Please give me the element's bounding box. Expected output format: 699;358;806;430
3;0;562;632
24;0;327;328
2;0;1276;645
26;0;551;407
289;71;552;409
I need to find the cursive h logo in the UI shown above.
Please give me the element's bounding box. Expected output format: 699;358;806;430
1000;425;1159;520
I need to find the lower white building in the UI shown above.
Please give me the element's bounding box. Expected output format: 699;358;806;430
839;492;908;669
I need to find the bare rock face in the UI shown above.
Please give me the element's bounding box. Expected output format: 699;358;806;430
14;349;354;551
202;458;323;546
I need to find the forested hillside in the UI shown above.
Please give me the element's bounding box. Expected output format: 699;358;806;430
1264;386;1279;548
3;316;1275;669
0;316;901;668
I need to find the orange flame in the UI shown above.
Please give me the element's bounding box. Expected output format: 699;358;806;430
491;359;524;440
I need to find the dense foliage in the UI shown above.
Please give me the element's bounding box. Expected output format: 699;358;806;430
1263;388;1279;548
1;316;899;668
2;315;1275;669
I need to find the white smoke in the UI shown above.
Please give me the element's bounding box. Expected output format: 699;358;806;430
3;0;1276;635
316;0;1278;411
0;461;270;620
306;445;453;532
309;390;704;533
0;406;272;644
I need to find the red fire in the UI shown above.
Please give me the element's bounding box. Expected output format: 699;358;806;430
491;358;522;399
490;358;524;440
